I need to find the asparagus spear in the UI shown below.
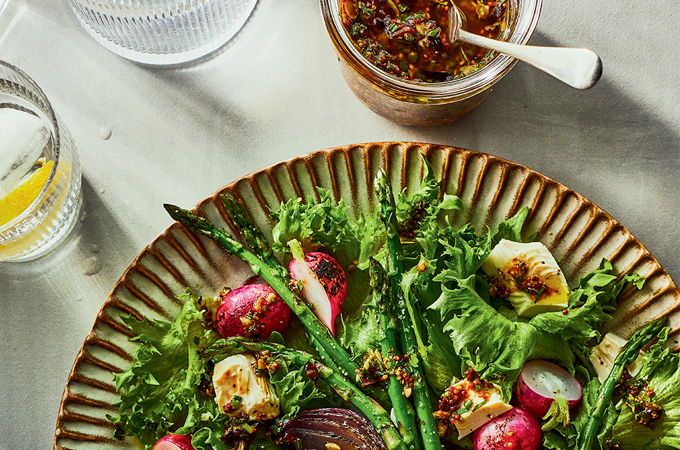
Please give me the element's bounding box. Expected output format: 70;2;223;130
205;337;405;450
165;205;355;372
577;318;666;450
220;194;287;279
375;171;442;450
219;196;391;406
164;204;391;407
370;259;421;450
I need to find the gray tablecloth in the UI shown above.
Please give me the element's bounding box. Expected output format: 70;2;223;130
0;0;678;447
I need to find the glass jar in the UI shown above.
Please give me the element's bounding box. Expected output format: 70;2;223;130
320;0;542;126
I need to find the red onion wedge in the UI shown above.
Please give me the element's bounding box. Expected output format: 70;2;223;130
515;359;582;418
288;240;347;335
215;283;291;339
152;434;194;450
473;408;541;450
282;408;386;450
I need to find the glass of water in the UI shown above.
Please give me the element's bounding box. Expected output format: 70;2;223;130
67;0;258;66
0;61;82;262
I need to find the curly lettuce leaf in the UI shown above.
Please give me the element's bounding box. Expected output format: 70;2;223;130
398;209;531;394
414;208;529;294
420;314;461;393
271;157;461;271
110;293;225;449
611;328;680;449
270;187;382;269
401;259;461;393
428;203;645;401
434;223;493;282
530;259;645;360
267;355;328;420
430;258;646;401
395;157;462;236
430;275;575;399
338;298;383;360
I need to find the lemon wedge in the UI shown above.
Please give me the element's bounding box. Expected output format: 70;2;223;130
0;160;54;226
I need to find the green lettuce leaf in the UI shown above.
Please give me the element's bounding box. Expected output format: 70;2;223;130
611;328;680;449
433;223;493;282
110;293;225;449
401;259;461;393
395;158;462;237
397;209;530;395
490;206;531;245
543;376;619;449
267;355;328;420
430;274;575;399
530;259;645;363
270;157;461;271
420;314;460;393
338;297;383;360
270;187;382;269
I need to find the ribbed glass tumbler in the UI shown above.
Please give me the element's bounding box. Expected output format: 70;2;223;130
0;61;82;262
67;0;258;65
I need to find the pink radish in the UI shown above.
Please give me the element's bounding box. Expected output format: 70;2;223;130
472;408;541;450
152;434;194;450
287;240;347;335
515;359;582;418
215;284;291;339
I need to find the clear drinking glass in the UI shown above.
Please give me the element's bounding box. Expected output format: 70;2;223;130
67;0;258;66
0;61;82;262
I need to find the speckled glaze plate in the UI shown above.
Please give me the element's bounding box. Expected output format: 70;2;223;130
54;143;680;449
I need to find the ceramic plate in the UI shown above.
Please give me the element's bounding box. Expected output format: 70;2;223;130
54;142;680;449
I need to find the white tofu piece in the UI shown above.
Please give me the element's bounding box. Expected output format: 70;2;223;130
447;380;512;439
590;333;644;383
482;240;570;318
212;354;280;420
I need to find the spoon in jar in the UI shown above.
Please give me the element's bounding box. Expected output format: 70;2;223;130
448;6;602;89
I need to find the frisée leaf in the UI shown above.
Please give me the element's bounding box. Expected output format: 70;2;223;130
109;293;226;449
611;327;680;448
270;187;382;269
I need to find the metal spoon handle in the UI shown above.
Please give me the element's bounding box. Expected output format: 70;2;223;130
458;30;603;90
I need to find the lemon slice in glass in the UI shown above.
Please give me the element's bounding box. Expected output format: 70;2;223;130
0;160;53;226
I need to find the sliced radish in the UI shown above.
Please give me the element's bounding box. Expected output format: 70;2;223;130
152;434;194;450
288;240;347;335
515;359;582;418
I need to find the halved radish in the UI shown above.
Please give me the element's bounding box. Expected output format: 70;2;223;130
515;359;582;418
288;240;347;335
472;408;541;450
215;284;291;339
152;434;194;450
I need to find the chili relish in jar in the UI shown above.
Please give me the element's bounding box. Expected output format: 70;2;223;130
340;0;509;82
